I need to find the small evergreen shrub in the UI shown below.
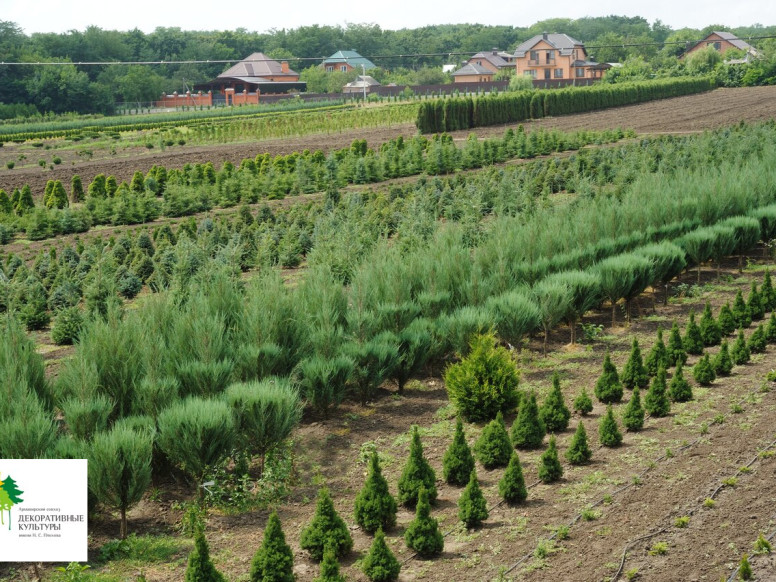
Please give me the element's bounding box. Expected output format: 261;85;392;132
397;426;437;506
537;435;563;483
573;388;593;415
645;365;671;416
622;338;649;390
762;269;776;311
442;417;475;486
748;282;766;320
185;524;226;582
538;372;571;432
692;354;716;386
499;452;527;503
565;421;592;464
458;470;488;528
250;511;294;582
683;310;704;355
766;312;776;344
699;302;722;346
747;323;767;353
594;352;623;404
314;543;346;582
511;392;546;449
667;322;687;367
599;406;623;447
712;340;734;376
645;326;669;377
474;411;512;469
51;306;83;345
300;488;353;561
718;302;736;336
738;553;753;581
404;487;443;557
362;528;400;582
622;386;645;431
668;362;693;402
732;290;752;329
354;452;398;534
731;328;751;365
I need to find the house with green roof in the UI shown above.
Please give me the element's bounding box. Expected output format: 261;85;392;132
323;50;377;73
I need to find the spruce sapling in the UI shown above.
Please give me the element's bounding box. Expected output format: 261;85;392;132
732;290;752;328
474;411;513;469
397;426;437;506
692;354;716;386
458;469;488;528
668;362;693;402
539;372;571;432
314;542;346;582
250;511;294;582
537;435;563;483
762;269;776;311
622;386;645;431
645;326;669;377
594;352;623;404
499;452;527;503
712;340;733;376
747;323;767;353
748;282;765;320
667;322;687;367
185;524;226;582
300;488;353;561
354;452;397;534
565;421;593;464
511;392;546;449
362;528;400;582
699;302;722;346
731;328;751;365
683;310;704;355
766;312;776;344
573;388;594;415
645;365;671;416
404;487;443;557
622;338;649;390
442;417;475;486
599;405;623;447
718;302;736;336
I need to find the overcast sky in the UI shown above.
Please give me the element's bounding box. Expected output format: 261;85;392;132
3;0;774;36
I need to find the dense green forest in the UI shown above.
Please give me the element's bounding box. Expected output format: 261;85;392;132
1;16;776;116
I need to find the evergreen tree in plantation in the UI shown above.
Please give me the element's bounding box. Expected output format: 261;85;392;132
70;174;85;203
599;405;623;447
539;372;571;432
511;392;546;449
718;303;737;336
645;326;669;377
565;421;593;464
732;290;752;329
404;487;443;557
747;323;767;353
683;310;704;355
185;524;226;582
537;435;563;483
499;452;527;504
712;340;734;376
458;470;488;528
250;512;294;582
443;417;475;486
766;312;776;344
314;542;346;582
645;365;671;416
731;328;751;365
692;354;716;386
474;411;513;469
354;452;397;534
622;338;649;390
762;269;776;312
622;386;645;431
748;282;766;321
397;426;437;506
300;488;353;561
667;322;688;367
595;352;623;404
573;388;594;415
362;528;400;582
699;302;722;346
669;362;693;402
739;553;753;581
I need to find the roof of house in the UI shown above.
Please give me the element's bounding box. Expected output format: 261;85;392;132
451;63;495;76
710;31;755;51
469;50;513;69
217;52;298;79
324;50;376;70
344;75;381;88
514;33;584;57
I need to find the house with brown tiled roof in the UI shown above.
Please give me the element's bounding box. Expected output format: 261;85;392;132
452;62;496;83
513;33;606;81
682;31;760;60
195;52;306;96
466;49;515;73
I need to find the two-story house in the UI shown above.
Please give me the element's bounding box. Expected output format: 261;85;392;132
682;31;760;61
514;33;605;81
322;50;377;73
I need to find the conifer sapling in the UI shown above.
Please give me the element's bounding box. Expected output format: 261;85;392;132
645;365;671;417
537;435;563;483
474;411;513;469
511;392;546;449
565;421;592;464
354;452;397;534
539;372;571;433
712;340;733;376
731;328;751;365
747;323;767;353
573;388;594;415
404;487;444;557
766;312;776;344
185;523;226;582
668;361;693;403
300;488;353;561
397;426;437;506
748;282;765;320
645;326;669;377
599;405;623;447
314;542;346;582
699;302;722;346
683;310;704;355
622;338;649;390
622;386;645;431
732;290;752;329
443;417;475;486
362;528;401;582
692;354;715;387
499;452;527;503
667;322;687;367
595;352;623;404
718;303;736;336
250;511;294;582
458;469;488;528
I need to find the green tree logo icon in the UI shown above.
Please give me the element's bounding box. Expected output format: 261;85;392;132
0;475;25;531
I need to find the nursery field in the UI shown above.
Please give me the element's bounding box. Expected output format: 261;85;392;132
4;90;776;582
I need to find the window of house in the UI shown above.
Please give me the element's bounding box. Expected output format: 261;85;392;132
554;68;563;78
714;41;722;50
326;66;333;72
546;50;554;63
575;68;585;78
526;69;536;78
530;50;538;62
544;68;551;79
340;65;348;72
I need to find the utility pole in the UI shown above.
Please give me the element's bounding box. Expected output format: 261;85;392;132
362;63;367;104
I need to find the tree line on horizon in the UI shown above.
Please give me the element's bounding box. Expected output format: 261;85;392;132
1;16;776;116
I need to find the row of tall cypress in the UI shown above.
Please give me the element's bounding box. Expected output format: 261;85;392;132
416;76;716;134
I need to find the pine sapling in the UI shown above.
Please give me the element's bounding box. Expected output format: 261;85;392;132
667;322;687;367
361;528;400;582
404;487;443;557
458;469;488;528
537;435;563;483
250;511;294;582
622;386;645;431
645;365;671;416
712;340;734;376
731;328;751;365
397;426;437;507
622;338;649;390
692;354;716;387
683;310;704;356
718;302;737;336
599;405;623;447
595;352;623;404
645;326;669;377
511;392;546;449
747;323;767;354
499;452;527;504
474;411;513;469
565;421;592;464
573;388;593;415
668;362;693;403
442;417;475;486
354;452;398;534
539;372;571;433
699;302;722;346
300;488;353;561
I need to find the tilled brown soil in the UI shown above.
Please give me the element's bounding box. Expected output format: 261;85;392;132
2;86;776;198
